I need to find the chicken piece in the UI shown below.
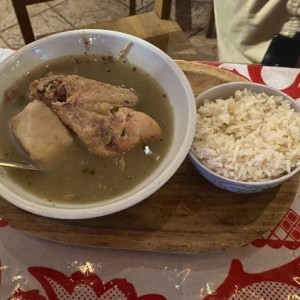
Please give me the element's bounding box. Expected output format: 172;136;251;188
29;74;162;156
11;100;73;166
111;109;163;152
46;100;161;156
29;74;139;108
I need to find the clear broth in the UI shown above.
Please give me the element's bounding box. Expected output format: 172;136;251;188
0;54;174;204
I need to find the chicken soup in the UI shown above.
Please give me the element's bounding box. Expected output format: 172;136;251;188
0;53;174;204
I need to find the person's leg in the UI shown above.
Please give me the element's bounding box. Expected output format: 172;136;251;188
214;0;290;63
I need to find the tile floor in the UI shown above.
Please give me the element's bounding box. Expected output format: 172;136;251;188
0;0;218;61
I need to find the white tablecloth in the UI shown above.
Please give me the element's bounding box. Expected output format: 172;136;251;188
0;49;300;300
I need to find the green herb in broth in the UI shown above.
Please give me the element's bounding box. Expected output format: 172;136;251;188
0;54;174;204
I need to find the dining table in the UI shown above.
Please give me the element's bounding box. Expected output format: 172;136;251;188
0;43;300;300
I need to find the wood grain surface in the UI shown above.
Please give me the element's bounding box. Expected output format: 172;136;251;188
0;61;296;253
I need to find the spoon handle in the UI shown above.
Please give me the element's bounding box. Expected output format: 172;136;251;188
0;159;39;171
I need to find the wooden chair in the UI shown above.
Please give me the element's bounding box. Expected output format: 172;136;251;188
11;0;137;45
205;1;215;38
80;0;199;60
12;0;199;60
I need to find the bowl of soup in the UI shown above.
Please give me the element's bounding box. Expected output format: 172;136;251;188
0;30;196;219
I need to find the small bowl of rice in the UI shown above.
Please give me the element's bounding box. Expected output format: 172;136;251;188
189;82;300;193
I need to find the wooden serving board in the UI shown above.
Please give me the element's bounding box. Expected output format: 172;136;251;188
0;61;297;253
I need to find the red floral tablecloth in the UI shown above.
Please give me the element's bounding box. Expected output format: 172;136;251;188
0;49;300;300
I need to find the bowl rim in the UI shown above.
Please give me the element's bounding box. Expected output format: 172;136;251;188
0;29;196;219
189;81;300;186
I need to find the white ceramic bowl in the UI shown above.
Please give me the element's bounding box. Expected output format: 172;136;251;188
189;82;300;193
0;30;196;219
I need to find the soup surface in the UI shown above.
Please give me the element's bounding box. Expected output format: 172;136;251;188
0;53;174;204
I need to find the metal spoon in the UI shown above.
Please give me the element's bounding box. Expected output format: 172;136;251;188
0;159;40;171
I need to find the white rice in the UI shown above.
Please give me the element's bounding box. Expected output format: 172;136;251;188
191;89;300;182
